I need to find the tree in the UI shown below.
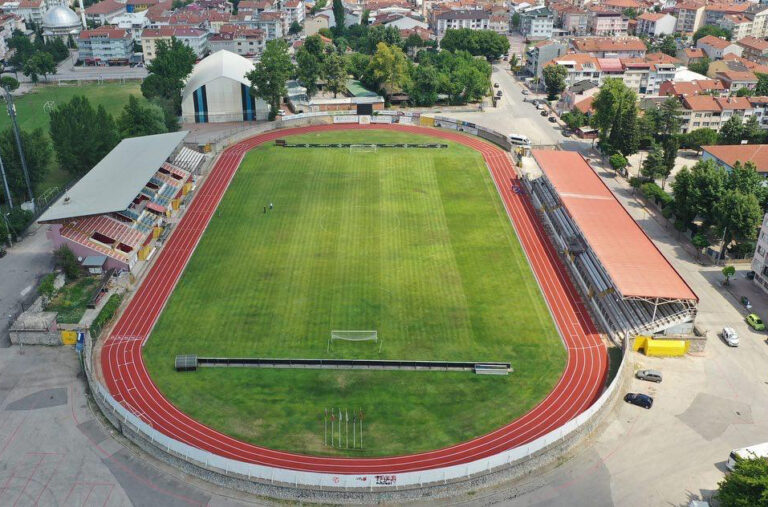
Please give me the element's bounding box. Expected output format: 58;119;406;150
756;73;768;96
509;53;521;73
346;52;370;79
736;87;755;97
38;273;56;303
661;136;678;188
7;31;35;70
561;109;587;129
22;52;55;83
332;0;345;35
744;114;764;144
0;127;51;203
140;37;196;114
722;265;736;284
439;28;509;61
728;161;767;205
609;153;628;172
0;76;19;91
118;95;167;137
49;96;119;176
543;64;567;101
641;142;666;181
511;12;520;28
54;245;80;280
716;457;768;506
692;233;709;259
361;9;370;25
366;42;411;93
682;128;718;152
288;20;302;35
693;25;731;43
296;39;324;97
719;115;744;144
247;39;293;119
324;51;348;97
657;35;677;57
593;78;640;156
409;64;439;106
688;56;710;76
622;7;637;18
658;97;682;138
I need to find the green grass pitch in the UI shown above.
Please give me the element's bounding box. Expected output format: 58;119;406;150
143;130;566;456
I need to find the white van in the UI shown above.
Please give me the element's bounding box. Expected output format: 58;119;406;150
727;442;768;471
509;134;531;146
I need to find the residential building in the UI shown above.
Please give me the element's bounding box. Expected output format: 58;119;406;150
208;24;265;56
571;37;646;58
433;8;490;36
304;13;329;35
78;26;133;65
108;11;149;42
708;53;768;78
489;14;508;33
679;95;753;133
635;12;676;36
562;8;588;35
252;10;283;39
141;26;208;62
703;144;768;175
602;0;642;12
126;0;162;13
738;36;768;65
84;0;126;24
659;79;727;97
679;47;705;66
752;212;768;294
16;0;45;24
283;0;304;28
525;40;566;78
557;80;599;115
715;70;758;93
518;6;553;40
748;4;768;39
587;7;627;36
704;2;749;27
674;2;705;34
718;14;752;41
697;35;743;60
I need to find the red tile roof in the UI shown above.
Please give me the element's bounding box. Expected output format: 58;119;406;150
572;37;647;53
697;35;732;50
79;26;130;39
702;144;768;173
84;0;125;15
737;36;768;52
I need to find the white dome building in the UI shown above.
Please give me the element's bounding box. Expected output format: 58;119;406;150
181;50;270;124
42;5;82;42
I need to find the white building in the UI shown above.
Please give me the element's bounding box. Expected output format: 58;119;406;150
433;8;490;36
181;49;269;123
635;12;676;37
753;212;768;293
518;6;553;40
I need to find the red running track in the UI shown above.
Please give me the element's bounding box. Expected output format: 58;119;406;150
101;124;608;474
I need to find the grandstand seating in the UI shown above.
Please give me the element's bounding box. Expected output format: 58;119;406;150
526;175;697;343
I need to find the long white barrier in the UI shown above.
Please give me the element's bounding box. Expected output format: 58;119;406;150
87;115;621;491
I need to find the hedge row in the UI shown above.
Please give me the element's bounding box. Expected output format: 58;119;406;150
90;293;123;339
640;182;673;208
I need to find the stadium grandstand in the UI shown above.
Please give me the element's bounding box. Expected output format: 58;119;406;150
524;150;698;343
38;132;205;273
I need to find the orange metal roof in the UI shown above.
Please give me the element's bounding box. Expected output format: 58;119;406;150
532;150;698;302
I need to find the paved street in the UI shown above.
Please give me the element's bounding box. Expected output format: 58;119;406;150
9;51;147;84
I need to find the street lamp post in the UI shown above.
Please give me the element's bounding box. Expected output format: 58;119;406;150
1;212;12;248
0;150;12;209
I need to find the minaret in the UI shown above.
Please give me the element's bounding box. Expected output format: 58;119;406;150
78;0;86;28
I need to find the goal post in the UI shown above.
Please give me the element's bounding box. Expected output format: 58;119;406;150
349;144;378;154
328;330;381;352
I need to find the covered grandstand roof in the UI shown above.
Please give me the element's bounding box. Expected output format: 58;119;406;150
532;150;697;302
38;131;188;223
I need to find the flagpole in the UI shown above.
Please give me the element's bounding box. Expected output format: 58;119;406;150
324;408;327;447
346;409;349;449
338;408;342;446
331;409;334;447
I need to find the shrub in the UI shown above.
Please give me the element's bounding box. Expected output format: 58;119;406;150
90;293;123;339
38;273;56;301
640;182;673;207
731;241;756;258
609;153;628;171
661;206;674;219
629;176;644;189
54;245;80;280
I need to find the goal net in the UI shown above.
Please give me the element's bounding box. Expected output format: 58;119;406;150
328;330;381;352
349;144;378;153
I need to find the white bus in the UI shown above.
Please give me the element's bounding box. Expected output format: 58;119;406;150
726;442;768;471
509;133;531;146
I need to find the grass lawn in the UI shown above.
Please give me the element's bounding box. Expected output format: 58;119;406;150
143;130;566;456
47;276;102;324
1;82;145;195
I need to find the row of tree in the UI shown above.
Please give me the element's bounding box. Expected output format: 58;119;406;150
6;29;70;83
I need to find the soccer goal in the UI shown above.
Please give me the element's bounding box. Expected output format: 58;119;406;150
328;330;381;352
349;144;378;154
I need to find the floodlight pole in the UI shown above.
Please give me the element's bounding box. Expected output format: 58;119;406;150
2;86;34;209
0;151;12;209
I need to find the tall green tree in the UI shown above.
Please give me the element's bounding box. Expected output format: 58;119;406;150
439;28;509;61
688;57;710;76
118;95;168;137
408;64;439;106
657;35;677;56
296;37;324;97
661;136;678;188
346;52;370;79
715;190;762;250
0;127;51;203
719;115;744;144
671;159;728;226
682;128;718;152
22;52;55;83
717;457;768;506
593;78;640;156
140;37;196;114
641;142;666;181
744;114;764;144
366;42;411;93
49;96;119;176
324;51;348;97
247;39;293;119
756;73;768;96
693;25;731;43
332;0;345;35
542;64;567;101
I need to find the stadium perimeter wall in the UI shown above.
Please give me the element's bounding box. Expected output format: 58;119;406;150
85;114;626;501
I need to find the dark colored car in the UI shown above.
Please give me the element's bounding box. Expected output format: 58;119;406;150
540;110;548;116
548;116;557;123
0;247;5;258
624;393;653;409
747;270;756;280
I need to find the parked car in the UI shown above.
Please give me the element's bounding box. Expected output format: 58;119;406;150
0;247;6;258
540;110;548;116
562;129;572;137
722;327;739;347
277;109;286;116
548;116;557;123
496;90;502;97
741;296;752;310
635;369;662;383
536;103;546;110
521;89;529;95
747;313;765;330
493;82;500;88
624;393;653;409
747;270;756;280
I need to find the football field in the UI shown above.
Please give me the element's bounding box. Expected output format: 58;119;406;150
143;130;566;456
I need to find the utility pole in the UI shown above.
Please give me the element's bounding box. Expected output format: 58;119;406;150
1;212;12;248
2;87;34;209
